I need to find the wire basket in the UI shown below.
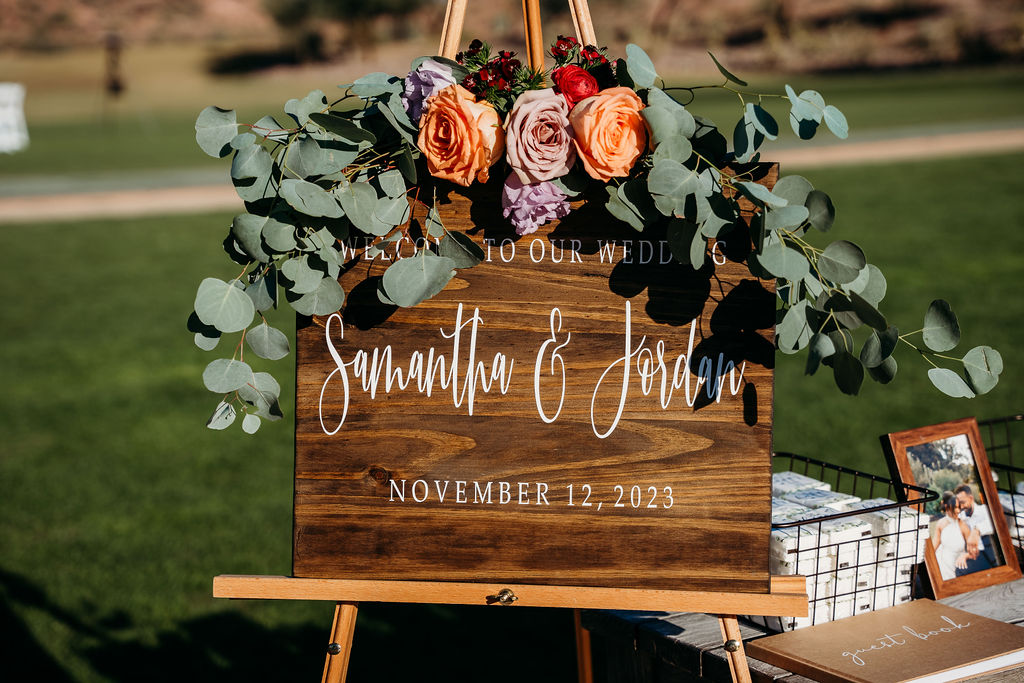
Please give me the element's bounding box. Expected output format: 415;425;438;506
981;414;1024;554
746;452;937;632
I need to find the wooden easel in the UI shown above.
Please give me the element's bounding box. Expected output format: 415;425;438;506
213;575;808;683
214;2;808;681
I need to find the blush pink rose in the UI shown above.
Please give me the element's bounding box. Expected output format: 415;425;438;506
569;86;647;182
418;84;505;187
504;88;576;185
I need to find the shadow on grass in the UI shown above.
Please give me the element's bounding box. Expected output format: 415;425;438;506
1;567;576;681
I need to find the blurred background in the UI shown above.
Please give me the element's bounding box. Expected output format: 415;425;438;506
1;0;1021;680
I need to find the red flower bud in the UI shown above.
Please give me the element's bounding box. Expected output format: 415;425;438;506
551;65;600;109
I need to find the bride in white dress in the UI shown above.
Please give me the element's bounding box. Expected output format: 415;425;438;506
932;491;970;580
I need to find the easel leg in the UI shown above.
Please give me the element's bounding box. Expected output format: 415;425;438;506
573;608;594;683
322;602;358;683
716;615;752;683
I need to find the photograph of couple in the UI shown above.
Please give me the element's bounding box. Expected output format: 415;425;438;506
906;433;1006;580
931;483;1002;580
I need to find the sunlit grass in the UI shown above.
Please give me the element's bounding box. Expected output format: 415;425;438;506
0;153;1020;680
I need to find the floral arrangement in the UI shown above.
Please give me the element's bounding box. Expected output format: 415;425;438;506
191;37;1002;433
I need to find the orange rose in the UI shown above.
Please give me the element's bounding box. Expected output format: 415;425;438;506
568;87;647;182
418;84;505;187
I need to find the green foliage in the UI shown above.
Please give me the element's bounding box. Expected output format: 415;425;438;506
189;46;1006;434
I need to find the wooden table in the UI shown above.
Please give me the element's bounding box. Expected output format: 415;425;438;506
580;578;1024;683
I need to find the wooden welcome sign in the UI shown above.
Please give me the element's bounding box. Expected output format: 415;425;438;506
291;166;777;596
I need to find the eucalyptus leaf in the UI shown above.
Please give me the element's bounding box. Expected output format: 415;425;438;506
352;72;403;99
397;143;418;184
605;186;643;231
230;132;256;150
832;350;864;395
765;205;809;232
286;276;346;316
928;368;976;398
381;249;456;308
736;181;788;208
922;299;961;352
252;115;289;142
438;230;485;268
689;224;707;266
262;216;297;253
817;240;865;284
230;143;272;180
648;158;703;216
804;190;835;232
309;112;377;144
231;213;272;263
237;371;283;421
206;401;237;430
868;355;898;384
242;413;261;434
194;278;255;334
849;264;887;305
653;137;694;163
335;181;379;232
732;116;761;164
823;105;849;139
188;311;221;351
625;43;658;89
759;240;810;282
245;268;277;312
615;58;634;90
282;255;323;294
284;89;328;126
642;106;683;148
194;331;220;351
786;86;825;123
203;358;253;393
748;103;778;140
375;100;417;145
962;345;1003;394
777;300;813;353
805;332;835;376
849;291;887;330
195;106;238;158
666;218;699;266
860;325;899;368
377;168;406;198
772;175;813;207
425;206;445;238
280;178;344;218
374;196;411;227
647;88;695;136
282;135;328;178
246;322;290;361
708;52;747;86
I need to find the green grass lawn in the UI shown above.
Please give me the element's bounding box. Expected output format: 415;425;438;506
0;153;1021;680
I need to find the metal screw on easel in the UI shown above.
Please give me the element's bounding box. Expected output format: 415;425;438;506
724;639;741;653
486;588;519;606
327;642;343;655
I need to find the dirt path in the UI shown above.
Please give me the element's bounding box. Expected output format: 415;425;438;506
2;127;1023;224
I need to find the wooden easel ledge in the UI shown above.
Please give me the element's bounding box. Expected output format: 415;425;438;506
213;575;808;616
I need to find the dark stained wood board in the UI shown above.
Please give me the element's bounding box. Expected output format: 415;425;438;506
294;165;779;593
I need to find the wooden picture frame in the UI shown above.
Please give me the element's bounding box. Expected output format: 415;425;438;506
882;417;1022;598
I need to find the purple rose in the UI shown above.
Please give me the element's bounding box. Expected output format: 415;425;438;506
501;173;571;235
505;88;576;184
402;58;457;124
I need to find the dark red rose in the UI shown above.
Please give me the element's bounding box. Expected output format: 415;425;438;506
551;35;579;59
552;65;599;108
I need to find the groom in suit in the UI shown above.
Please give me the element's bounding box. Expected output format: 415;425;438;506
955;484;998;575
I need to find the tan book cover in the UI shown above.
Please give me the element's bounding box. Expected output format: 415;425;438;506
746;599;1024;683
